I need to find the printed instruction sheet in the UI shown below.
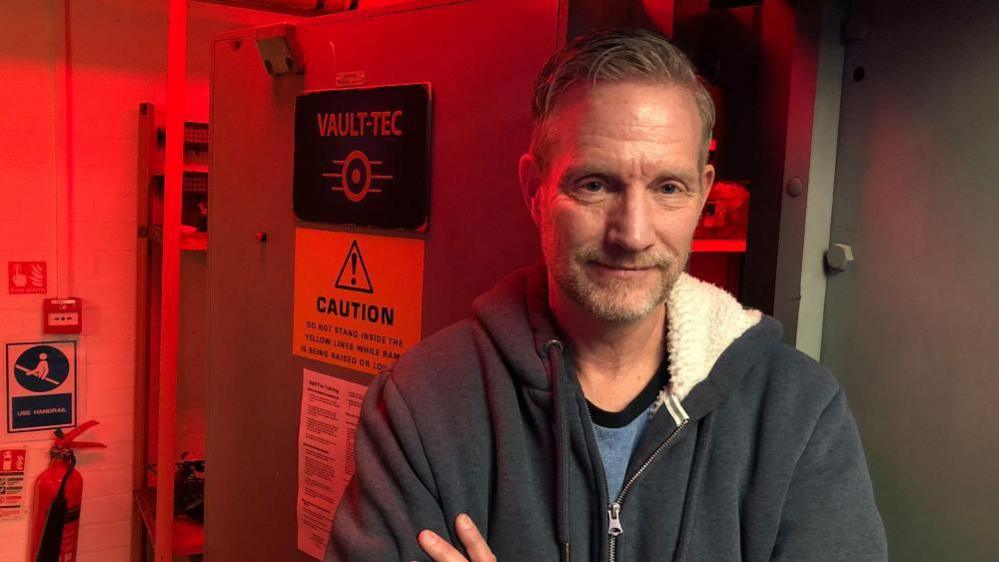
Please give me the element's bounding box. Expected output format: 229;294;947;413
0;446;28;520
297;369;367;559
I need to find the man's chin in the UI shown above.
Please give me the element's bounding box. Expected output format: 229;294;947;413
569;285;668;323
549;261;681;322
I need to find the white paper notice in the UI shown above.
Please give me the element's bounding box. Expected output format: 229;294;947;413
0;446;28;520
297;369;367;560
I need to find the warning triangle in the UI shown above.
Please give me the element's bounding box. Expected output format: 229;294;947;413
334;240;374;294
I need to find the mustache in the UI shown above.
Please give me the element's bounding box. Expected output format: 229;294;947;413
576;248;674;269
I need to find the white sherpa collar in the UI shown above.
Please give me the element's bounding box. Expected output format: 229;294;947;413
664;272;762;403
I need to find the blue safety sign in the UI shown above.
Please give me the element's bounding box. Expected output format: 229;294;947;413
5;341;77;433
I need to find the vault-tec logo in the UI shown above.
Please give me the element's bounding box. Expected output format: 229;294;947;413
293;84;432;231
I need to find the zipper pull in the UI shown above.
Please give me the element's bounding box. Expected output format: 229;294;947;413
607;502;623;537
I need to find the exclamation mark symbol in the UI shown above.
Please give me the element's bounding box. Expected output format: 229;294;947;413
350;253;357;286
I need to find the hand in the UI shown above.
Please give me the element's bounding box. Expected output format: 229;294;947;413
417;513;495;562
12;265;26;287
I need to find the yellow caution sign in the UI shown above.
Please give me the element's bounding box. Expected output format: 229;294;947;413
293;228;424;375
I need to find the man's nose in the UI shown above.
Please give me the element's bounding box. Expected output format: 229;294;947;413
606;188;655;252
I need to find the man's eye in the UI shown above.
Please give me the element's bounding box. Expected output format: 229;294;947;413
579;180;605;193
658;183;682;195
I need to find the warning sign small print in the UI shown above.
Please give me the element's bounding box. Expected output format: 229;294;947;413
293;229;425;375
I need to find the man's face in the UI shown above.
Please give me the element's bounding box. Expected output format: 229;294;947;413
523;81;714;323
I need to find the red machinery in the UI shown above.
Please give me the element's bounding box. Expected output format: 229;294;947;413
30;420;106;562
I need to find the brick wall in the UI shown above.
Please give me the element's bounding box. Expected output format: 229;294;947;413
0;2;292;560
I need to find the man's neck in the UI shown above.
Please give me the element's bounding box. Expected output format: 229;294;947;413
549;285;667;413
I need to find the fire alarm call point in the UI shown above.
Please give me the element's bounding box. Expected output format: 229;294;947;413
43;298;83;334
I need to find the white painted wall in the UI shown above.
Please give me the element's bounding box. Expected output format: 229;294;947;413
0;2;292;560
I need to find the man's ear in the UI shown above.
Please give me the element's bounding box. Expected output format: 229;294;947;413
519;153;544;226
698;163;716;213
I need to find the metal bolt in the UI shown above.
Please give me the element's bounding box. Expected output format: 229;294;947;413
256;232;268;242
786;177;805;198
825;243;855;271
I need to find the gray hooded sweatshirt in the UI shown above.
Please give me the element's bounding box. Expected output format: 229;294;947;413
327;266;887;561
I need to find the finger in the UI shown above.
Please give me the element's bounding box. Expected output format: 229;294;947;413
418;529;467;562
455;514;495;562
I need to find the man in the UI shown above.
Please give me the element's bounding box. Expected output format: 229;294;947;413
328;29;886;561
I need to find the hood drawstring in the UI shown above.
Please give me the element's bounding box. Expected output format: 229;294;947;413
544;339;571;562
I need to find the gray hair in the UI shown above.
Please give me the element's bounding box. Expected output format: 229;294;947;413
530;28;715;170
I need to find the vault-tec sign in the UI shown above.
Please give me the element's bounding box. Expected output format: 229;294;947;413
6;341;77;433
293;228;425;375
293;84;432;231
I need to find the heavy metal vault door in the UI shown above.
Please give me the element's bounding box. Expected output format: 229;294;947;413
819;1;999;560
207;1;557;559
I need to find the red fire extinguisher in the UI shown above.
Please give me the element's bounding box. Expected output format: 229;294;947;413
30;420;106;562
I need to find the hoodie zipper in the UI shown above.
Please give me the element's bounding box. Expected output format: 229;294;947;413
602;405;690;562
581;402;614;558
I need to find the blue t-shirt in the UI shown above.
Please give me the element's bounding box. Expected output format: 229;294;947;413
586;357;669;501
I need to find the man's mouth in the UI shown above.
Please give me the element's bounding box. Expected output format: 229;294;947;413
588;261;658;278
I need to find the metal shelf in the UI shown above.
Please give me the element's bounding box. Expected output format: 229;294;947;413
134;488;204;557
147;226;208;252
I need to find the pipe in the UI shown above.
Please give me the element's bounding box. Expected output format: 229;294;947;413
155;0;187;560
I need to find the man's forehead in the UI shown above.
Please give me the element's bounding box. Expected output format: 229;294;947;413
551;81;699;121
543;83;703;167
546;83;700;142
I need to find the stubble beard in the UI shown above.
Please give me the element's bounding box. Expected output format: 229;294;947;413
543;234;687;323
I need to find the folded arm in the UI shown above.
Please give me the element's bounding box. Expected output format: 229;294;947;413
326;374;454;561
772;389;888;561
